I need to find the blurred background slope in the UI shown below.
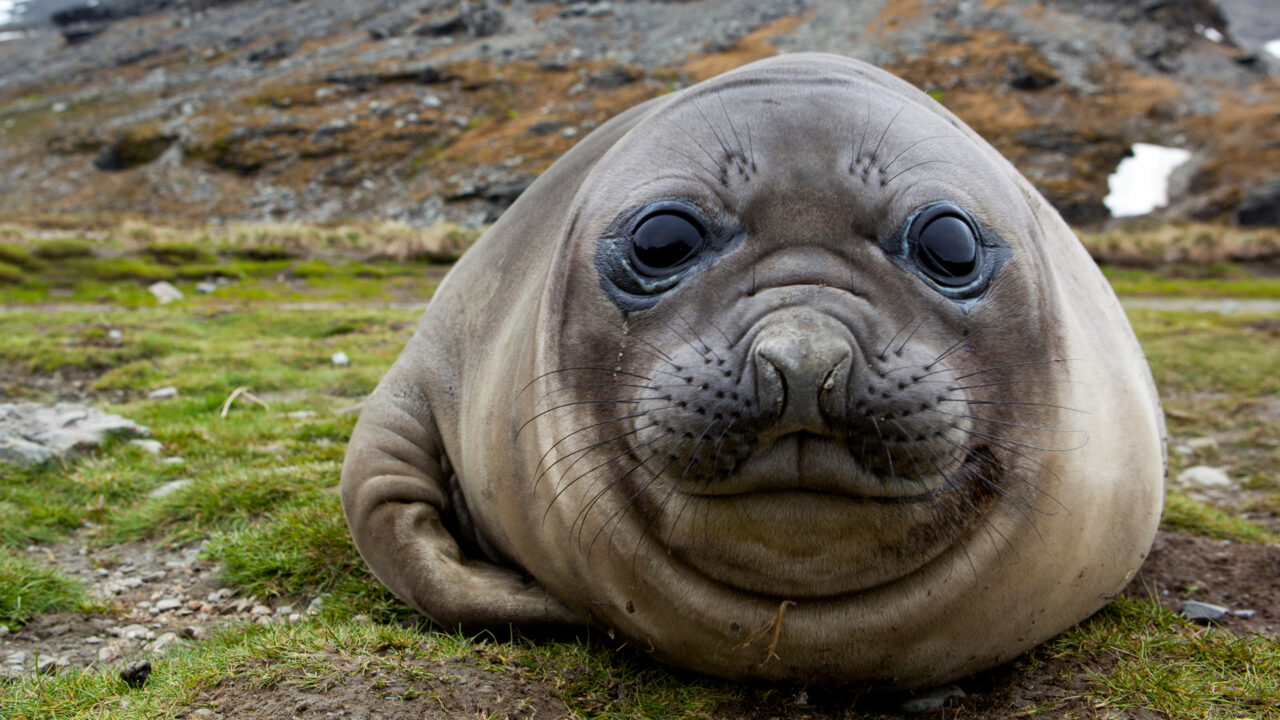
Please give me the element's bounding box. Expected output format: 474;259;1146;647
0;0;1276;229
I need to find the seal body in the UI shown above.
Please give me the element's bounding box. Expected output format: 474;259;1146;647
341;53;1165;688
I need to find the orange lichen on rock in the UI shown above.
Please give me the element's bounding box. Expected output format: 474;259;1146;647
865;0;925;36
682;14;810;83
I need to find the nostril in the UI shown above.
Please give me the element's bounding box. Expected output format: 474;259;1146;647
752;329;854;432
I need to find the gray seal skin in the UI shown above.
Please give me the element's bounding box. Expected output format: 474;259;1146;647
341;53;1165;688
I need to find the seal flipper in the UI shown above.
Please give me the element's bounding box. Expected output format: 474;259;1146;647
340;359;582;632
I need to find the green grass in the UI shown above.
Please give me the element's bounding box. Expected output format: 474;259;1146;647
1046;597;1280;719
0;220;1276;718
1161;491;1276;543
0;549;105;627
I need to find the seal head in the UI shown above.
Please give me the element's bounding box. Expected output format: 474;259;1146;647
342;53;1165;688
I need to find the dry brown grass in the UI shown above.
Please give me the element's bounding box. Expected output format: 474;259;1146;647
1079;223;1280;267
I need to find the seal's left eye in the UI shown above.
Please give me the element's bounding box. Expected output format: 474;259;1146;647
630;211;705;276
913;212;981;287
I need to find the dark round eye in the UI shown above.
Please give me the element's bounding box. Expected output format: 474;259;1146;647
913;213;981;287
630;211;705;276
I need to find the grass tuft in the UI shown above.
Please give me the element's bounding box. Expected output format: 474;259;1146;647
0;548;105;627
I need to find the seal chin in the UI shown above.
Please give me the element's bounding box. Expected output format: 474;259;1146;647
684;431;952;501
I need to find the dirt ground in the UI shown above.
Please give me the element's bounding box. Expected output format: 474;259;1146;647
145;530;1275;719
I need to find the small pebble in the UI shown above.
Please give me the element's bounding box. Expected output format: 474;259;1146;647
1233;609;1257;618
130;439;163;454
901;685;965;713
148;386;179;400
193;709;215;718
108;329;124;340
149;479;192;499
1180;600;1229;623
148;281;184;304
332;351;350;367
1175;466;1231;489
120;660;152;688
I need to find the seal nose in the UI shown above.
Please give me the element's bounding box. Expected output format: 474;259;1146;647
752;313;853;434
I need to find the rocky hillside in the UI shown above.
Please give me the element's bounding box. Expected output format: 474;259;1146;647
0;0;1277;228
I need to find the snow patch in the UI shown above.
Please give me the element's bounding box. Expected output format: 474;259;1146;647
1104;143;1192;218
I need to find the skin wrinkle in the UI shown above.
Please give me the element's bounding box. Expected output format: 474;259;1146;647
340;53;1164;687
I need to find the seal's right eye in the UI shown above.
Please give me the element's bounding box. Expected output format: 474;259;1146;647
630;211;705;277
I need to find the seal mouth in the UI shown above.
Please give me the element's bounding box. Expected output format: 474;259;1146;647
682;432;962;502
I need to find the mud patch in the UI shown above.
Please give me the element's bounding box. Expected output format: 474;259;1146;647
183;654;571;720
1123;530;1280;635
0;361;124;403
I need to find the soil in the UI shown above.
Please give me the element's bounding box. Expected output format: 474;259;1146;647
182;654;573;720
1;534;313;680
6;528;1274;718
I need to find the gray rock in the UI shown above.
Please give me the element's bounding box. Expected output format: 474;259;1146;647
154;598;183;612
149;479;191;499
1180;600;1229;623
901;685;965;713
120;659;152;688
1186;437;1219;451
331;351;350;366
148;386;179;399
0;403;150;466
0;435;56;465
1235;177;1280;226
147;631;179;654
1175;465;1232;490
1233;609;1257;618
148;281;184;304
195;281;218;294
130;439;163;455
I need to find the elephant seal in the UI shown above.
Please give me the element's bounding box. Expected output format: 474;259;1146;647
341;53;1165;688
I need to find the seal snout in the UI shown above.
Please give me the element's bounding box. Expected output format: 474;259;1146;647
752;312;853;436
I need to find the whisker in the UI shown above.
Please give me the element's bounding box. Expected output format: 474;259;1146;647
716;92;748;164
894;317;927;356
927;407;1085;435
533;418;666;493
664;118;723;173
952;378;1080;391
515;396;663;439
950;358;1078;382
516;366;656;399
934;433;1064;514
942;398;1089;415
868;102;908;170
535;381;680;406
884;160;962;186
956;426;1088;453
546;436;666;524
881;134;954;174
663;143;720;179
